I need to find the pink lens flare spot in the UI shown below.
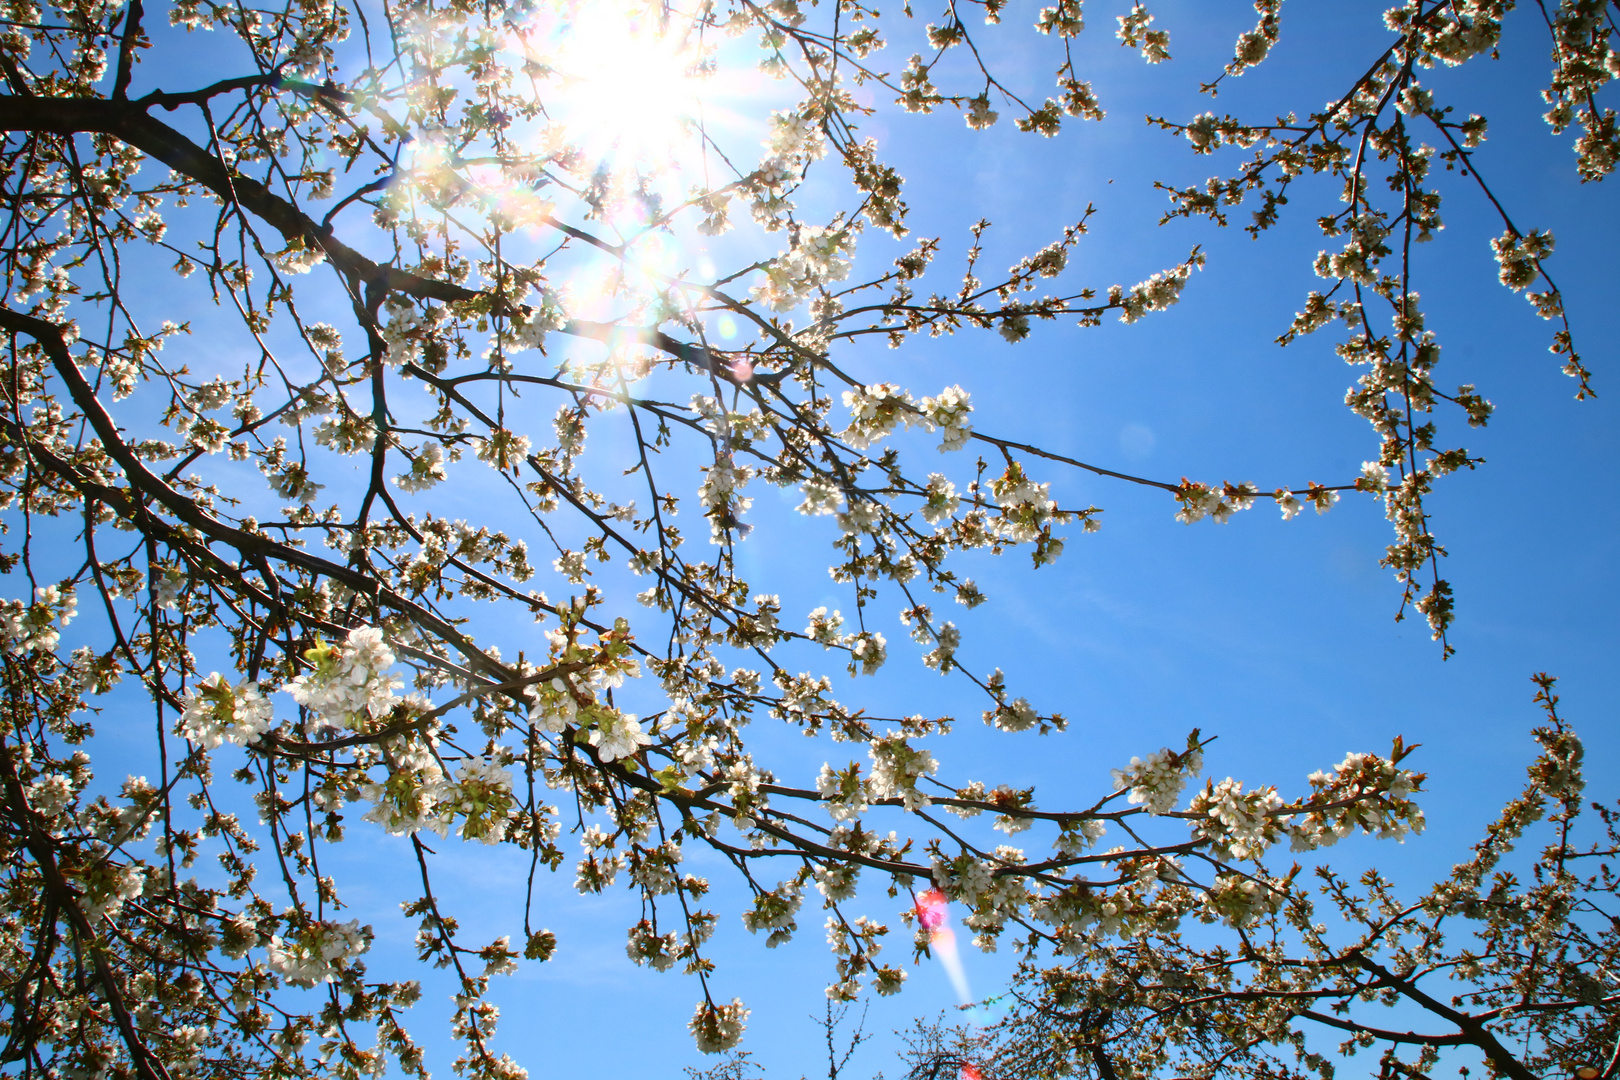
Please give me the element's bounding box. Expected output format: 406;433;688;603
916;887;973;1004
915;888;948;931
959;1065;983;1080
728;357;755;382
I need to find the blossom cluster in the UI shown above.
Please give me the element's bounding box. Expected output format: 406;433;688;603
918;386;973;451
1287;750;1426;850
740;107;829;229
287;626;407;733
361;740;452;835
379;295;439;367
689;999;749;1054
590;711;653;762
825;912;898;999
983;696;1040;732
920;473;960;524
627;921;684;971
76;860;147;922
988;462;1064;546
741;879;804;947
840;383;973;453
1189;779;1286;861
931;852;994;906
841;383;914;451
1113;255;1202;323
529;621;647;762
751;222;857;311
817;762;872;822
868;736;938;811
697;454;755;543
1174;479;1338;524
0;584;76;654
177;673;275;749
266;917;370;987
273;238;327;275
1111;744;1204;815
1200;872;1286;928
395;440;448;493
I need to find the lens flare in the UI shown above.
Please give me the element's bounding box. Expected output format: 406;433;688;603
915;889;973;1005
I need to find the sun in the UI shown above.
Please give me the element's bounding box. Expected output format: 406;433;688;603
522;5;711;177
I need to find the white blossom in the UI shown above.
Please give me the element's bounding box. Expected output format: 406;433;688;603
1189;779;1286;861
449;756;515;843
918;385;973;451
868;736;936;810
841;383;915;450
817;762;871;821
360;741;449;836
0;585;77;654
847;630;887;675
1112;746;1203;815
274;239;327;274
1202;874;1285;928
590;711;651;762
395;441;447;492
690;998;749;1054
921;473;960;524
286;626;406;732
1115;257;1200;323
751;223;857;311
177;673;275;749
266;918;369;987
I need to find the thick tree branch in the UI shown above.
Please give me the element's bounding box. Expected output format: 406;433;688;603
111;0;144;101
1352;954;1538;1080
0;94;757;379
0;306;512;687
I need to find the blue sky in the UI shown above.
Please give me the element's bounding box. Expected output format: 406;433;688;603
53;2;1619;1077
293;3;1620;1076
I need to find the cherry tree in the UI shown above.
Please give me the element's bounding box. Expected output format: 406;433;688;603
0;0;1611;1077
899;677;1618;1080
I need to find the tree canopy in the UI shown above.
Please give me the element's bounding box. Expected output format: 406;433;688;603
900;678;1618;1080
0;0;1613;1077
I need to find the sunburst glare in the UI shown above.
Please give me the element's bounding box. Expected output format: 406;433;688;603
521;5;714;180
